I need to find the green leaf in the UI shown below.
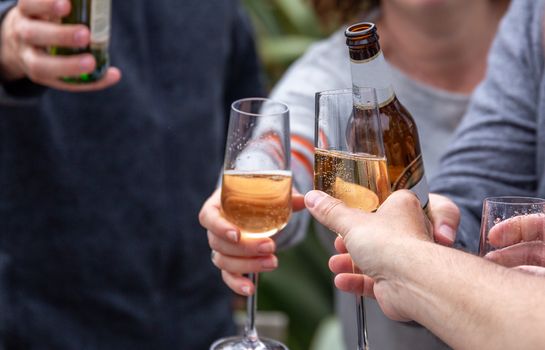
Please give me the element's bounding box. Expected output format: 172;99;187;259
275;0;322;37
260;36;316;66
243;0;283;36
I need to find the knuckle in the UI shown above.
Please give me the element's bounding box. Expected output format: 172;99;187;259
60;27;78;46
211;252;223;269
240;244;251;257
531;245;545;266
24;58;41;80
18;22;33;43
403;190;421;207
342;231;357;248
197;207;208;226
221;270;231;285
206;231;214;244
22;53;36;75
17;2;29;15
13;20;25;42
221;270;238;291
5;10;18;32
450;202;461;217
320;198;343;218
206;232;220;251
242;242;257;257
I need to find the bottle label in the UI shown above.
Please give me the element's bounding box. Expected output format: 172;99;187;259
350;51;395;105
392;154;429;208
90;0;111;44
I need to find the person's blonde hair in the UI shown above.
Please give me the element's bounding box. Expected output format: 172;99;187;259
310;0;379;24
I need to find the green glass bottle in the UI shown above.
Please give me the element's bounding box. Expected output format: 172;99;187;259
50;0;112;83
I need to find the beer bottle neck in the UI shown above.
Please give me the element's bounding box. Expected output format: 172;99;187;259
349;50;395;106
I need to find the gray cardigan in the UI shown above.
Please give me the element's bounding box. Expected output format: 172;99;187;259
431;0;545;252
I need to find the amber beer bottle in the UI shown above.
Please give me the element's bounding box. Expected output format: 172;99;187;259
50;0;111;83
345;22;429;208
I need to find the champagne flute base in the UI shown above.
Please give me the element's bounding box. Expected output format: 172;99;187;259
210;336;288;350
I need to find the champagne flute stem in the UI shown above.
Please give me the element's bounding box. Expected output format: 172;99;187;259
356;295;369;350
353;258;369;350
244;272;259;343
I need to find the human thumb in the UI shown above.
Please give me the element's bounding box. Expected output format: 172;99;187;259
305;190;364;238
428;193;460;246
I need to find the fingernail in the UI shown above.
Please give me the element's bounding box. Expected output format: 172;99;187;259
305;190;327;209
257;242;274;254
261;256;278;269
241;285;251;296
74;29;87;45
79;56;94;71
439;224;456;242
226;230;239;243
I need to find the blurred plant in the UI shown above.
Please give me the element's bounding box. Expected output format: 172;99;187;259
243;0;330;88
259;223;334;350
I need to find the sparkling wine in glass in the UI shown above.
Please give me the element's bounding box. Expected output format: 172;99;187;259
211;98;291;350
221;170;292;239
314;87;391;350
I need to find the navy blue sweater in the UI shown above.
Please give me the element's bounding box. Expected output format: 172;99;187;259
0;1;263;349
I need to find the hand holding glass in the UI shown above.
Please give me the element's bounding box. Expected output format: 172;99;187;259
479;197;545;272
314;88;391;350
211;98;291;350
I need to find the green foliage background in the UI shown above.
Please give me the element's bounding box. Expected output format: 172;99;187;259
243;0;328;88
241;1;336;349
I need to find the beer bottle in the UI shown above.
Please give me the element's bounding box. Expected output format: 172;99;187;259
50;0;112;83
345;22;429;208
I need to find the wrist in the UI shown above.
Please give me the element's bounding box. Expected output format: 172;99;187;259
376;239;445;320
375;236;432;280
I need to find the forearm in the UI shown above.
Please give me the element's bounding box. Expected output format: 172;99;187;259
388;241;545;349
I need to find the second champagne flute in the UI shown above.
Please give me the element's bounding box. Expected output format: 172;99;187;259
314;87;391;350
211;98;292;350
479;196;545;265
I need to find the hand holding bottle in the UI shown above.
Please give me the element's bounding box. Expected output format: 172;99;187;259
306;189;433;321
0;0;120;91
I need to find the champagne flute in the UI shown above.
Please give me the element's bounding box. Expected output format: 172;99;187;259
211;98;292;350
314;88;391;350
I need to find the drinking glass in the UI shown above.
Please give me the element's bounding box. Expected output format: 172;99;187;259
314;88;391;350
211;98;291;350
479;197;545;265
